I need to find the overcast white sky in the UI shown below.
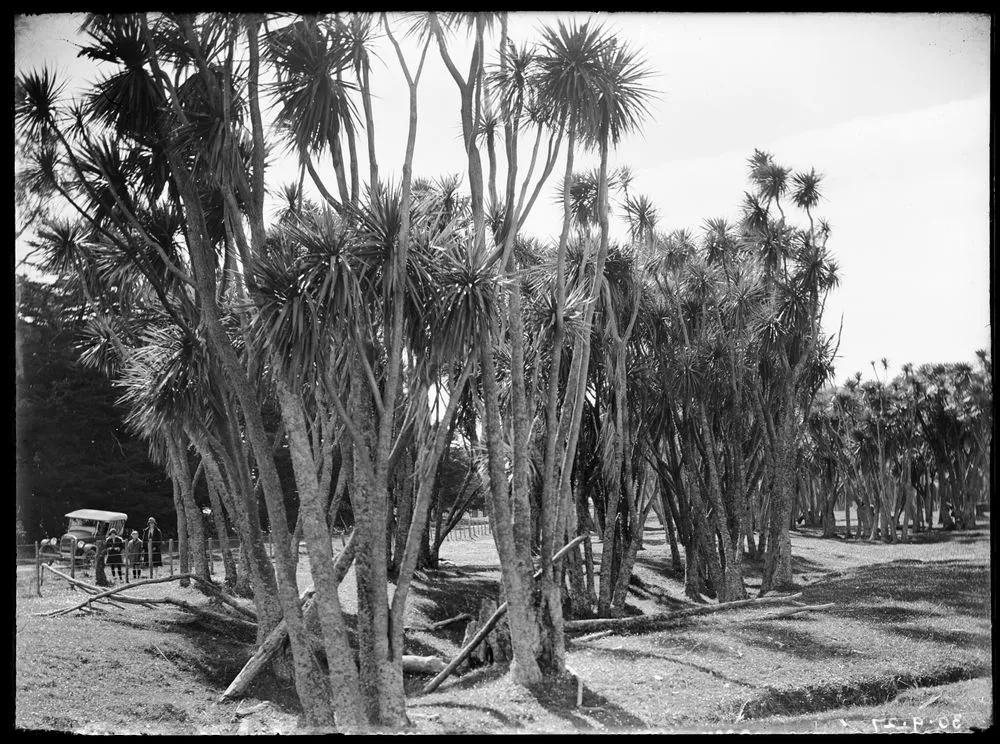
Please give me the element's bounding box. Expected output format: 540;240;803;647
14;12;992;383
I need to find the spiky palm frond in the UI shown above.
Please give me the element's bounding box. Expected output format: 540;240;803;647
78;15;167;145
424;240;501;367
264;16;357;155
77;314;131;378
17;142;63;198
486;39;536;123
701;217;737;266
791;236;840;294
531;20;611;134
485;196;508;246
15;68;66;143
757;163;789;204
650;228;696;277
31;218;95;277
118;321;222;439
526;278;588;352
591;36;656;148
791;168;823;212
554;168;620;231
74;134;141;226
623;193;659;244
336;13;382;74
168;66;249;187
740;191;770;235
248;210;357;387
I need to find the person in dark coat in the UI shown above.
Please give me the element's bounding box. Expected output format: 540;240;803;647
126;530;143;579
140;517;163;574
105;528;125;581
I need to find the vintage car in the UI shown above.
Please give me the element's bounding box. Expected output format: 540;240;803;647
39;509;128;565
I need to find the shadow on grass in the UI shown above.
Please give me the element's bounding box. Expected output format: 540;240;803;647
736;619;854;661
528;674;649;731
799;561;989;619
632;552;684;580
887;623;991;649
428;662;508;693
740;551;828;582
94;609;307;710
410;700;521;729
582;644;755;690
410;573;501;626
824;527;988;547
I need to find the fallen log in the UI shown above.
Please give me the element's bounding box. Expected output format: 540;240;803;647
45;572;198;616
402;655;447;675
39;564;161;610
140;597;260;635
421;534;588;695
562;592;804;635
219;596;310;703
429;613;474;631
764;602;834;620
220;531;357;703
189;576;258;621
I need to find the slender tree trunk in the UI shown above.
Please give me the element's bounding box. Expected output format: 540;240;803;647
761;410;795;593
171;472;190;588
276;379;366;728
479;340;542;685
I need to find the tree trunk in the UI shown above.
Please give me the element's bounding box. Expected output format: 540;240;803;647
479;340;542;686
200;462;237;588
169;437;210;582
276;379;366;728
761;412;795;594
171;472;190;588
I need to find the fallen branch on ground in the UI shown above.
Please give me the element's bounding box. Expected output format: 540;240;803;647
139;596;259;634
429;613;474;630
763;602;834;620
219;587;315;703
562;592;805;635
406;613;474;632
189;576;258;621
220;531;357;703
38;564;161;611
421;534;589;695
45;574;198;616
402;655;447;675
570;629;614;644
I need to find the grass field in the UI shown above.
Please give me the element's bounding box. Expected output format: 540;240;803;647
14;515;992;734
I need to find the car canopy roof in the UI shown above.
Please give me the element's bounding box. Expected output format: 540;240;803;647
65;509;128;522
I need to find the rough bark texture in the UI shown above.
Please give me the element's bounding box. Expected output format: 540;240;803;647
276;379;366;728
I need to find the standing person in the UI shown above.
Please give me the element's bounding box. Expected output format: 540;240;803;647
105;528;125;582
126;530;143;580
141;517;163;576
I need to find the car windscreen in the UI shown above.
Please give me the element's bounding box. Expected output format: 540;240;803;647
67;519;97;535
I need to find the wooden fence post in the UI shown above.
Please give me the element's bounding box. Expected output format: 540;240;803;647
207;538;213;575
35;541;41;597
169;538;174;576
70;537;77;581
147;539;153;579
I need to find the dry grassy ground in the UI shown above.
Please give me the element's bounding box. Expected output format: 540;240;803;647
14;515;992;734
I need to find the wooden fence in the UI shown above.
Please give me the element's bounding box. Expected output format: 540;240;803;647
21;519;493;593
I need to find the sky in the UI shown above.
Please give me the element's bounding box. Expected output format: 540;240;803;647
14;12;992;384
